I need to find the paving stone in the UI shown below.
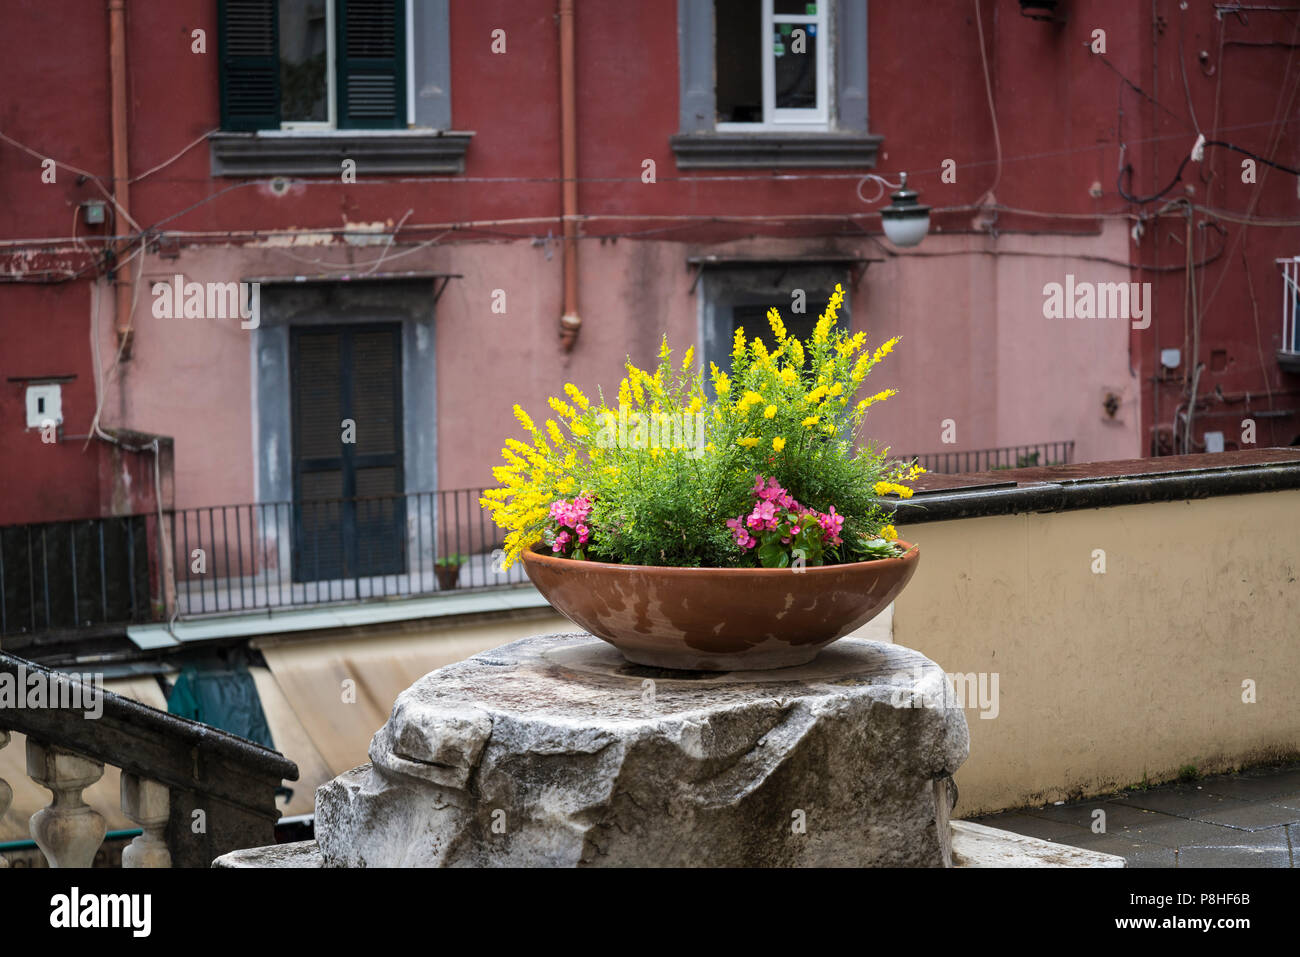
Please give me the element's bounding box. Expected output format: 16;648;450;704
1022;799;1168;832
1239;763;1300;786
1198;772;1300;802
1175;828;1291;868
1120;816;1244;850
1065;831;1179;868
1195;801;1300;831
1267;790;1300;811
971;812;1092;844
1111;785;1249;818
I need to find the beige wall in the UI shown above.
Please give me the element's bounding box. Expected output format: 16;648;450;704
893;490;1300;815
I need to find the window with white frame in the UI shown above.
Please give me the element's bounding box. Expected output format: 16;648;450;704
715;0;831;130
673;0;878;168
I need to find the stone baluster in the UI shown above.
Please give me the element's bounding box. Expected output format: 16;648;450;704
27;738;107;868
0;731;12;868
120;772;171;868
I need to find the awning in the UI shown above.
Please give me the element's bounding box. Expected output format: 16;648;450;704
252;611;571;799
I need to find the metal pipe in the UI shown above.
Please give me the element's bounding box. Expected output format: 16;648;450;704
109;0;134;352
558;0;581;351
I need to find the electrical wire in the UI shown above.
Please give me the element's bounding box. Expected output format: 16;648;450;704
130;127;222;184
0;130;142;231
972;0;1003;209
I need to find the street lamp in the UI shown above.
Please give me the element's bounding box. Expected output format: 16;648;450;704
859;172;932;248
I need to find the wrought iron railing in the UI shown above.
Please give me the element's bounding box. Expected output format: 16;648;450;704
171;489;525;617
0;514;160;637
901;441;1075;475
0;489;526;636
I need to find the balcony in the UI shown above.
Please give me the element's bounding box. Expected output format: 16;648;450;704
0;488;529;651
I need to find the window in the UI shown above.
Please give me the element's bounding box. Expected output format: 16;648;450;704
211;0;471;176
219;0;406;131
673;0;880;168
697;264;852;385
716;0;830;131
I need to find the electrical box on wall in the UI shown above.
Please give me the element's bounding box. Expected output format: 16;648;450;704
25;383;63;428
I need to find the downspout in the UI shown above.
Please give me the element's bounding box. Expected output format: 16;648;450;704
558;0;581;351
109;0;134;356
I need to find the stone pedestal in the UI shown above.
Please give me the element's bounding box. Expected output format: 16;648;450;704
314;633;969;867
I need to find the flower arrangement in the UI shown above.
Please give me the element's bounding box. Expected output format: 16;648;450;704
480;283;922;570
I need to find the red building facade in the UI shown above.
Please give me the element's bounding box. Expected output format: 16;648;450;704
2;0;1297;531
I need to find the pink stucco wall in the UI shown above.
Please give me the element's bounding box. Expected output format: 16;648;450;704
94;221;1139;511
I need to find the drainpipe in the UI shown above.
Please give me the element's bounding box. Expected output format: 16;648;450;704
558;0;581;351
109;0;134;356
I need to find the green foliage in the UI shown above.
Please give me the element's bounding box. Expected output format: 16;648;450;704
482;285;922;569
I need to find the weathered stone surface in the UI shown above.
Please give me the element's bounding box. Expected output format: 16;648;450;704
951;821;1126;867
314;633;970;867
213;840;324;868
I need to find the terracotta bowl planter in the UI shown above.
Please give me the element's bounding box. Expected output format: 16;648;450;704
521;542;919;672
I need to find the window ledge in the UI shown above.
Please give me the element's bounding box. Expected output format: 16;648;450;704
210;130;474;177
670;131;883;169
1278;350;1300;376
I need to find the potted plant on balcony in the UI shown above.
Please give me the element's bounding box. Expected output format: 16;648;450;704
435;554;467;591
480;284;923;671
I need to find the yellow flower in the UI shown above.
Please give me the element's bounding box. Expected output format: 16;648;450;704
682;345;695;370
828;382;843;397
737;390;764;413
571;420;590;437
618;376;632;408
626;365;646;406
813;284;845;344
767;306;787;342
732;327;746;360
545;419;564;445
688;395;703;413
873;481;913;499
513;404;537;434
658;336;672;361
789;339;805;367
780;367;797;387
802;415;820;428
856;388;898;413
548;396;575;420
880;524;898;541
871;336;901;364
712;364;731;395
737;436;760;448
807;384;828;405
563;383;590;411
763;404;777;419
773;436;786;452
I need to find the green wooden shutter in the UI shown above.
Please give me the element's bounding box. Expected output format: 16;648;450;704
218;0;281;131
336;0;407;129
